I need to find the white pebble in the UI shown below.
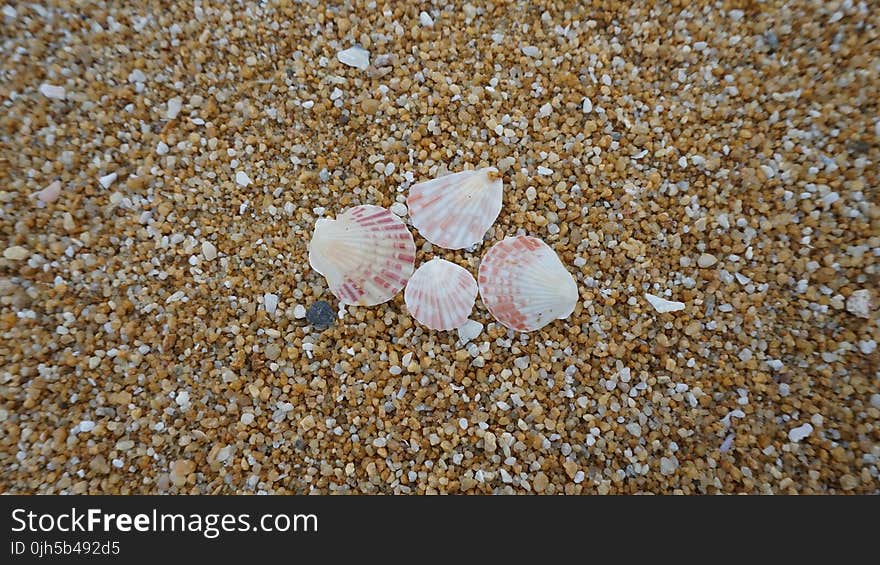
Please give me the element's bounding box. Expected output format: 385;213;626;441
419;11;434;27
698;253;717;268
241;413;254;425
293;305;307;319
98;172;117;189
846;289;872;318
788;423;813;443
644;292;685;313
457;319;483;344
39;83;66;99
659;456;678;475
201;241;217;260
128;68;146;83
625;423;642;437
521;45;541;58
372;437;387;448
264;293;279;316
337;46;370;70
235;171;251;187
582;97;593;113
537;166;553;176
156;141;169;155
390;202;408;217
166;97;183;119
79;420;96;433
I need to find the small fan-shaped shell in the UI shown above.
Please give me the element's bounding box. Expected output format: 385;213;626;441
404;259;478;331
478;236;579;332
308;205;416;306
407;167;503;250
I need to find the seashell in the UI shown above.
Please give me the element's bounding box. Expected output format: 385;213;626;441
404;259;478;331
407;167;503;250
308;205;416;306
478;236;578;332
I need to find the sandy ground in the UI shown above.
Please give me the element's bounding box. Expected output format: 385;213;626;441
1;1;877;493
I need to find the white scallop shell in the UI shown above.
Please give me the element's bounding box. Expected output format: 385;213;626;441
404;259;478;331
308;205;416;306
478;236;578;332
407;167;503;250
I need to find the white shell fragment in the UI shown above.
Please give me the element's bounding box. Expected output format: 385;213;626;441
644;292;685;313
308;205;416;306
478;236;578;332
407;167;503;250
405;259;478;331
337;46;370;70
31;180;62;204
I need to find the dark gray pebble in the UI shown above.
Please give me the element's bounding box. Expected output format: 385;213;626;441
306;300;335;329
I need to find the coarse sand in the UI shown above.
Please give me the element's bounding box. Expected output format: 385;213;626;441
0;1;877;494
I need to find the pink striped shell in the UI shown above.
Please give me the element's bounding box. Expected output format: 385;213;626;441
404;259;478;331
478;236;579;332
308;205;416;306
407;167;503;250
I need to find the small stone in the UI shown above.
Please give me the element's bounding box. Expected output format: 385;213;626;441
625;422;642;437
644;293;685;313
264;343;281;361
521;45;541;58
390;202;408;216
533;472;549;492
337;46;370;70
156;141;169;155
788;423;813;443
240;413;254;425
372;437;387;448
31;180;62;204
3;246;29;261
170;459;195;486
846;289;872;318
99;172;117;188
39;83;65;99
166;97;183;119
293;304;307;319
582;97;593;113
457;320;483;344
419;11;434;27
299;414;316;431
698;253;717;268
79;420;96;433
235;171;251;187
659;456;678;475
264;292;279;316
870;394;880;410
839;474;859;491
306;301;335;329
128;68;146;83
201;241;217;260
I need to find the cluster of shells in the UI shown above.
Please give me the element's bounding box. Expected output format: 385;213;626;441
308;167;578;333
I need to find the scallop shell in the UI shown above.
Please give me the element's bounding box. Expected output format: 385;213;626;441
407;167;503;250
478;236;579;332
308;205;416;306
404;259;478;331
